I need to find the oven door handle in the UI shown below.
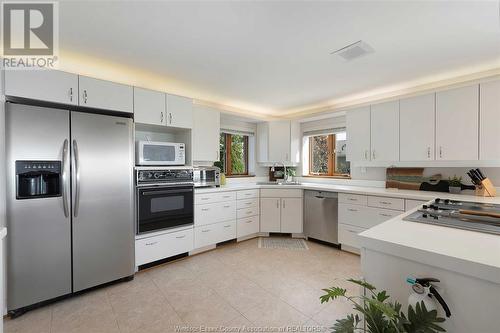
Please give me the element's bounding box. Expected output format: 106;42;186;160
141;188;193;196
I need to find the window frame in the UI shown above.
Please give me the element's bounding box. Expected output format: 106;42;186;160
308;133;350;177
221;133;249;177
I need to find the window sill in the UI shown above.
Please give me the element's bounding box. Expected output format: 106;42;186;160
303;175;351;180
225;174;256;178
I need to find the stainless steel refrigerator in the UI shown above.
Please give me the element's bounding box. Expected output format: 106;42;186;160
6;103;135;313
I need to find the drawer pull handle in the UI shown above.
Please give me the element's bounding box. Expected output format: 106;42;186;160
223;195;231;198
224;225;231;228
246;211;252;214
175;235;186;239
245;220;253;224
201;198;209;200
245;202;252;205
202;229;211;233
224;205;231;208
145;242;158;246
202;208;210;211
348;198;358;201
347;208;358;212
379;213;393;217
245;193;252;196
379;201;392;205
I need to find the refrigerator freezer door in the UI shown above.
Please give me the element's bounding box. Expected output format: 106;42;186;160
5;103;72;310
71;112;134;292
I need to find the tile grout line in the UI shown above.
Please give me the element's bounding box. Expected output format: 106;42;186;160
104;288;123;333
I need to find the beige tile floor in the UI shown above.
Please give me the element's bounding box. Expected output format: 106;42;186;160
5;237;361;333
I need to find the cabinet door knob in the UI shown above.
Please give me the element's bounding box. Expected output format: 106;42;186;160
372;150;376;160
364;150;368;160
282;199;286;208
83;90;88;104
439;146;443;158
69;88;73;102
427;147;431;159
161;112;164;123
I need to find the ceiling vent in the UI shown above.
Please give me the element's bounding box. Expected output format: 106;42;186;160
331;40;374;61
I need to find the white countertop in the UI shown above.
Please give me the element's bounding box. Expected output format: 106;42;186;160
195;181;500;204
359;207;500;284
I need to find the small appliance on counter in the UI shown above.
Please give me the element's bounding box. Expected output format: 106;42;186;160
136;140;185;166
193;166;220;188
404;198;500;235
135;167;194;235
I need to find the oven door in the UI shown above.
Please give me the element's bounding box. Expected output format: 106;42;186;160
137;185;194;234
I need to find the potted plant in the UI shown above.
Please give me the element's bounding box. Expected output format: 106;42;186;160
320;279;446;333
448;175;462;194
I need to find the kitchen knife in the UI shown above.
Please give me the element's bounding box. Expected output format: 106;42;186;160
470;169;483;184
467;170;480;185
476;168;486;180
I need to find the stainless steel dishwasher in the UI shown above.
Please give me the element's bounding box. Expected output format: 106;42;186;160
304;190;338;244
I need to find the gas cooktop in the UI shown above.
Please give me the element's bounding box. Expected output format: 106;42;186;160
404;198;500;235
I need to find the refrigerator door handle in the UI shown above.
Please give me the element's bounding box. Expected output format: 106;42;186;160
73;139;80;217
62;139;69;218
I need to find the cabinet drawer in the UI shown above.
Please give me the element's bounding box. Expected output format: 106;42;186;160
237;189;259;200
368;196;404;211
260;189;302;198
237;198;259;209
194;224;219;249
195;191;236;205
237;216;260;238
339;193;368;205
405;199;428;211
339;224;365;250
339;204;370;228
369;208;402;226
237;206;259;219
194;221;236;248
136;229;193;266
218;220;237;243
195;201;236;226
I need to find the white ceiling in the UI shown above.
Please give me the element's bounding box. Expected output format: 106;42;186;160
59;1;500;117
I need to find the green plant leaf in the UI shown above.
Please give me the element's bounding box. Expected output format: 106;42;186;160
320;287;347;304
346;278;376;291
331;314;357;333
403;301;446;333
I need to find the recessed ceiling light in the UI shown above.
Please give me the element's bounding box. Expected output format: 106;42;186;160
331;40;375;61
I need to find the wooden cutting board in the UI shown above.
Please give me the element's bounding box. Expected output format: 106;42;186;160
386;168;442;190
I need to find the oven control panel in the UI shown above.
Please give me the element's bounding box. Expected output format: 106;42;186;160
136;168;193;184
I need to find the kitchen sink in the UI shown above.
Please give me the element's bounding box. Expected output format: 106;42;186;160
256;181;302;186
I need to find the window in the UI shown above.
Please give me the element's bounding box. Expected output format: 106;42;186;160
308;133;350;176
215;133;249;176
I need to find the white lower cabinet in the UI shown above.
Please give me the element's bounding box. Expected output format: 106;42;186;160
194;220;236;249
338;193;405;252
260;189;303;234
135;228;194;266
236;189;260;239
237;216;260;238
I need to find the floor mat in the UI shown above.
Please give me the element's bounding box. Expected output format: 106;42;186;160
258;237;309;250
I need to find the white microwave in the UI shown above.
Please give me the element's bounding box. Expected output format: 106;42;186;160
136;141;185;166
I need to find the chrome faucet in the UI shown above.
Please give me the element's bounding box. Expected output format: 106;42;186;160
273;162;287;183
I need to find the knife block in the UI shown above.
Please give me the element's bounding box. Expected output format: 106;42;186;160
475;178;497;197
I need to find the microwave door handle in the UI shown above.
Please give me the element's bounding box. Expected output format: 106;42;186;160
142;188;193;196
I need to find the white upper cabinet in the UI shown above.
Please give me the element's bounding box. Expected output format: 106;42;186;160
436;85;479;161
268;121;291;162
133;87;166;126
79;76;133;113
400;93;435;161
480;80;500;160
5;70;78;105
166;94;193;129
193;105;220;162
370;101;399;162
346;106;370;162
257;121;300;164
